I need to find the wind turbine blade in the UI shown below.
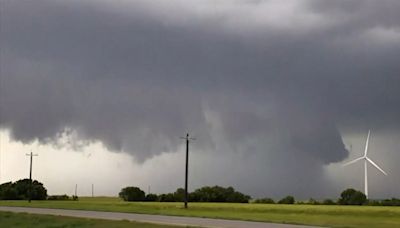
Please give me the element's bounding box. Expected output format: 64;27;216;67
366;157;388;176
343;157;364;166
364;130;371;157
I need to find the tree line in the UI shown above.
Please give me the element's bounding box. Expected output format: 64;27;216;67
120;186;400;206
1;179;399;206
254;189;400;206
119;185;251;203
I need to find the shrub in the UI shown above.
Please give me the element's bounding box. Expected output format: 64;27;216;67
254;198;275;204
278;195;295;204
158;193;175;202
145;194;158;202
48;195;70;200
368;200;382;206
119;187;145;201
381;198;400;206
322;199;336;205
308;198;320;205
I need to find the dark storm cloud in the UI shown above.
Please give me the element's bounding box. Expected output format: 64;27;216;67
1;0;399;178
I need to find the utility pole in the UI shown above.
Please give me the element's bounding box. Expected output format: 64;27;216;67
92;184;94;197
26;152;38;203
180;133;195;209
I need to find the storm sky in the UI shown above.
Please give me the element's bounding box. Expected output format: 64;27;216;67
1;0;399;199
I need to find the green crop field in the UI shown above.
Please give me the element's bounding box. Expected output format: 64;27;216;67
0;211;184;228
1;197;400;227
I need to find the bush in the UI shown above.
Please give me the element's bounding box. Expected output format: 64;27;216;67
254;198;275;204
145;194;158;202
119;187;145;201
367;198;400;206
368;200;382;206
308;198;320;205
278;195;295;204
381;198;400;206
48;195;70;200
158;193;175;202
338;188;367;205
322;199;336;205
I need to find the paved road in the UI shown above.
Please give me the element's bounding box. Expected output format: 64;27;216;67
0;206;316;228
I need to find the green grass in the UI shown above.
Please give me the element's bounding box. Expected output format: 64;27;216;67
0;211;184;228
1;197;400;227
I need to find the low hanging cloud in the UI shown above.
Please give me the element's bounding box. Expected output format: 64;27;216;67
1;0;400;171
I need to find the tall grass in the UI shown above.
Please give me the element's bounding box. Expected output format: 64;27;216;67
1;197;400;227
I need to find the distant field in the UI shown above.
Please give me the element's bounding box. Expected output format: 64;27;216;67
1;197;400;227
0;211;183;228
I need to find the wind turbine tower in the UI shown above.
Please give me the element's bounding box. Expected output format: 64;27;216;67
343;130;387;198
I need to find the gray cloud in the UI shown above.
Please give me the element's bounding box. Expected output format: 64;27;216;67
1;0;399;196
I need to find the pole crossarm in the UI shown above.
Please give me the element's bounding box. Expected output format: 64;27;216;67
180;135;196;141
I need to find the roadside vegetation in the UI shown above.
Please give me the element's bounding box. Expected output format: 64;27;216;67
1;197;400;227
2;179;399;206
1;180;400;227
0;211;182;228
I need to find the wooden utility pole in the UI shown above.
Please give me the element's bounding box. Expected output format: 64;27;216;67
180;133;195;209
26;152;38;203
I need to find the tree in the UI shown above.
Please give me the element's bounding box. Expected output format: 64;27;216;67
31;180;47;200
278;195;295;204
173;188;185;202
119;187;145;201
338;188;367;205
0;182;18;200
14;179;31;199
0;179;47;200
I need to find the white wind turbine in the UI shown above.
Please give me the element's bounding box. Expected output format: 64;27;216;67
343;130;387;198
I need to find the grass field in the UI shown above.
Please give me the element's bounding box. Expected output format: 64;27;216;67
1;197;400;227
0;211;183;228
